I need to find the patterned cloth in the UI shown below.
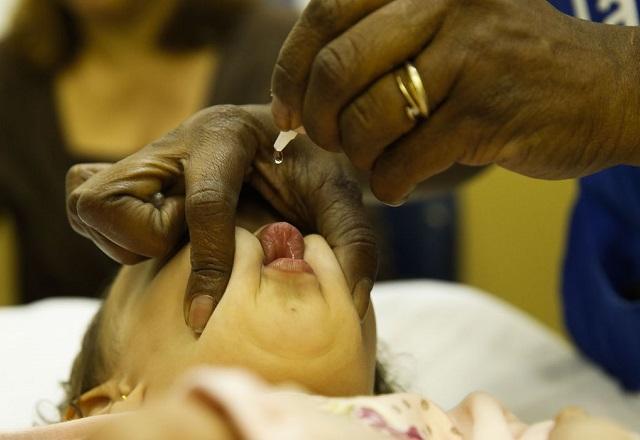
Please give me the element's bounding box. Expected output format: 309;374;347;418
4;368;638;439
0;368;564;440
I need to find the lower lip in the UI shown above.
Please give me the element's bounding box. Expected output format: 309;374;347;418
267;258;314;274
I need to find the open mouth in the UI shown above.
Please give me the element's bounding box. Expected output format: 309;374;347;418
257;222;314;274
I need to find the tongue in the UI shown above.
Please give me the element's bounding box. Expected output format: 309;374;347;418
257;222;305;264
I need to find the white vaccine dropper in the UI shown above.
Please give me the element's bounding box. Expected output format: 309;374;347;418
273;130;298;164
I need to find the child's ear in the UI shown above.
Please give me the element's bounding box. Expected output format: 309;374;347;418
66;380;145;419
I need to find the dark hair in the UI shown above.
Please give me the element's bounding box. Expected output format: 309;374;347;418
373;361;398;395
4;0;255;71
61;309;397;418
60;305;109;419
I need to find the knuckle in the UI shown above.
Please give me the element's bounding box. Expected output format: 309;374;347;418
185;105;262;154
187;267;230;301
190;266;228;282
333;175;363;203
188;105;248;128
189;257;233;297
315;176;366;221
272;60;302;95
341;98;383;169
351;93;382;130
146;124;185;151
66;164;84;182
304;0;344;31
313;45;350;88
75;187;104;223
186;187;235;219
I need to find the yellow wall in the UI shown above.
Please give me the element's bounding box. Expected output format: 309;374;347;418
458;167;577;334
0;214;17;306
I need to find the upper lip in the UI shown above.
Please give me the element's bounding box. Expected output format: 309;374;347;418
257;222;306;264
257;222;314;274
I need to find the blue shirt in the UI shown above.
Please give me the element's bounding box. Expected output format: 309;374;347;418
564;167;640;390
547;0;638;24
553;0;640;390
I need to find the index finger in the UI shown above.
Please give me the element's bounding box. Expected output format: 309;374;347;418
181;106;268;333
271;0;390;131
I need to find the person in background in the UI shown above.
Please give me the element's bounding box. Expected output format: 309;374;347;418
0;0;295;302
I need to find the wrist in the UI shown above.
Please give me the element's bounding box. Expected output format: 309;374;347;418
606;24;640;167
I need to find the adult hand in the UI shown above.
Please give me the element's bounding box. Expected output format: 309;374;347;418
66;104;377;332
89;395;238;440
271;0;640;204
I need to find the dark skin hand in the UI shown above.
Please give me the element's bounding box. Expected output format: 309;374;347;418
66;104;377;332
271;0;640;205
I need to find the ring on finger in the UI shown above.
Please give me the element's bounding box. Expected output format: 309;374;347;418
395;63;429;122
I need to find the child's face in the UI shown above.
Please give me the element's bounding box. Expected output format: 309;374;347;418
90;223;376;414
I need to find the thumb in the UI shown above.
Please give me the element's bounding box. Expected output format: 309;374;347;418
314;174;378;318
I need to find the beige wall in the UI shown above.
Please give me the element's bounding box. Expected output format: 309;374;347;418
0;214;17;305
458;167;577;334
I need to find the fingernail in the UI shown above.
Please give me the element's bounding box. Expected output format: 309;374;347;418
271;95;292;131
382;194;411;207
382;185;415;207
293;126;307;135
188;295;215;334
353;278;373;320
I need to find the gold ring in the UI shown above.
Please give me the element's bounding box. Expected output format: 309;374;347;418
395;63;429;122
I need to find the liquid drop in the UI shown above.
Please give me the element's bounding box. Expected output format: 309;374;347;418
274;150;284;165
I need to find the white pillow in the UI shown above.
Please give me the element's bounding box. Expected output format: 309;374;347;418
374;281;640;430
0;298;98;429
1;281;639;430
